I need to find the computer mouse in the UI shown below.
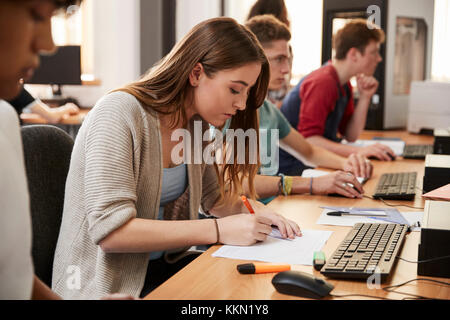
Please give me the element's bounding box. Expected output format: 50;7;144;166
328;183;362;198
272;271;334;299
368;153;396;161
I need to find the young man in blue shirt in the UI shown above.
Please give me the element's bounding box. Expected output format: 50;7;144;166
244;15;372;201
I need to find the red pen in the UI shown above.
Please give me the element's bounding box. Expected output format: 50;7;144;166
241;195;255;214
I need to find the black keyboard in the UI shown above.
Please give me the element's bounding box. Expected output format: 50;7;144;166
372;172;417;200
321;223;408;282
402;144;433;159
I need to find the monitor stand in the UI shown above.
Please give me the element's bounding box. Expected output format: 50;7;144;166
42;84;79;107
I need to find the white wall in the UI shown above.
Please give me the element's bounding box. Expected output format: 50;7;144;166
432;0;450;81
176;0;221;42
224;0;254;23
91;0;141;94
285;0;323;79
224;0;323;80
28;0;141;107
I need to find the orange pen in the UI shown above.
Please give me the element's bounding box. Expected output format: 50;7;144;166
237;263;291;274
241;195;255;214
241;195;290;240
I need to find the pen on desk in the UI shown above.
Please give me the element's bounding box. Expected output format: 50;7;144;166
241;195;255;214
326;211;386;217
237;263;291;274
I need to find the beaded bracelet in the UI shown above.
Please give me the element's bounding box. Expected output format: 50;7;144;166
277;173;285;196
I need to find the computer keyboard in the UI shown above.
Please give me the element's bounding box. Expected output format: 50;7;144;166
321;223;408;282
372;172;417;200
402;144;433;159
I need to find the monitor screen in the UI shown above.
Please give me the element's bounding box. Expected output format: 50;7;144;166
27;45;81;85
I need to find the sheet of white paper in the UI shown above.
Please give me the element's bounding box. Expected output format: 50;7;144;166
301;169;366;184
212;229;332;266
400;211;424;232
341;139;405;156
316;209;393;227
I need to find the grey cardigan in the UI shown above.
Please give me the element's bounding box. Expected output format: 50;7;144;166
52;91;220;299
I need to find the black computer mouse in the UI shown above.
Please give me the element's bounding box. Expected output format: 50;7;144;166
328;183;362;198
272;271;334;299
369;153;396;161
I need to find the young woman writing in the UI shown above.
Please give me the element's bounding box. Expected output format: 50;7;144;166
52;17;301;299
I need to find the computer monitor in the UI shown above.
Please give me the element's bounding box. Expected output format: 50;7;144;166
26;45;81;98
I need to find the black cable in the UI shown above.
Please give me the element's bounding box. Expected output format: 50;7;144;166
382;278;450;300
396;254;450;264
330;278;450;300
329;293;394;300
363;195;424;210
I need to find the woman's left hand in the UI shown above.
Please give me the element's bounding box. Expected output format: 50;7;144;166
250;200;302;239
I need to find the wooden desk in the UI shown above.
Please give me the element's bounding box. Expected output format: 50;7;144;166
20;108;90;125
145;131;449;300
20;108;90;138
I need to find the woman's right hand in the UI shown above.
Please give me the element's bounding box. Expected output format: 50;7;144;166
312;171;364;199
215;213;275;246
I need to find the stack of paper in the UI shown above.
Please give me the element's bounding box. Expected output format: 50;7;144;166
422;184;450;201
317;207;423;231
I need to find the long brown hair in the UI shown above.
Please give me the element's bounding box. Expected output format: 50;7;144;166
118;17;270;204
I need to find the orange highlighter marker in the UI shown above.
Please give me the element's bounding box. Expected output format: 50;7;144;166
241;195;255;214
237;263;291;274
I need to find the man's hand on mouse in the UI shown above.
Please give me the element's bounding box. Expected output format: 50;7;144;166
312;171;364;199
357;143;396;161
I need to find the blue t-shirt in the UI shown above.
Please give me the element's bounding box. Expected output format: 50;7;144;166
149;163;187;260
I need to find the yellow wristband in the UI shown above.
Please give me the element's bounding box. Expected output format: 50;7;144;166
284;176;293;196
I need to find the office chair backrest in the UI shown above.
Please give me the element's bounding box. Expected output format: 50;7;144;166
21;125;74;287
